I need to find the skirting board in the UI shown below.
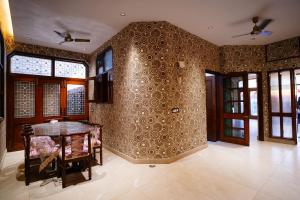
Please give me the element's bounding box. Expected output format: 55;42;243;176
265;137;296;145
0;148;7;171
103;143;208;164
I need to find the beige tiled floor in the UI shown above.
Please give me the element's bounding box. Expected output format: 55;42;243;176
1;139;300;200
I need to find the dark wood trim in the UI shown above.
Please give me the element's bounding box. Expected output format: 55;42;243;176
290;69;297;144
256;72;264;141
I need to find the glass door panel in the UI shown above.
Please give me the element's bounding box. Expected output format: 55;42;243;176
281;71;292;113
250;91;258;116
14;81;35;118
43;83;60;117
271;116;281;137
270;72;280;112
283;117;293;138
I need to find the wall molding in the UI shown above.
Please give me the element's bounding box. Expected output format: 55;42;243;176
103;143;208;164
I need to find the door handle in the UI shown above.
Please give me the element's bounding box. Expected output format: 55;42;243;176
243;115;249;119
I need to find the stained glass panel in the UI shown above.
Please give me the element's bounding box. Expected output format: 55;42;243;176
67;84;85;115
11;55;52;76
55;61;86;79
43;83;60;117
14;81;35;118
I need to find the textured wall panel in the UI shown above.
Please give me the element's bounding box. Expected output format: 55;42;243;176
89;21;220;162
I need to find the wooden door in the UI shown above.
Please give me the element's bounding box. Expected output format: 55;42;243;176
268;70;297;144
206;75;217;141
7;77;38;150
220;73;250;146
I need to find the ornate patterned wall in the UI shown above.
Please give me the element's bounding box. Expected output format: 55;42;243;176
89;21;220;162
266;37;300;62
221;40;300;144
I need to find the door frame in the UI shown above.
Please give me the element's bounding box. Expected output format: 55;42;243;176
267;69;297;144
204;70;264;144
205;70;222;141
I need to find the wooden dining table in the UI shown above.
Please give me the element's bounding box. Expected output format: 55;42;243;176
31;121;93;178
32;121;92;136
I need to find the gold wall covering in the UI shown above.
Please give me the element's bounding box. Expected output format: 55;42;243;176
89;21;220;163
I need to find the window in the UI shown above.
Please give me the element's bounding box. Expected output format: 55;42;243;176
10;55;52;76
55;60;86;79
43;83;60;117
14;81;36;118
67;84;85;115
9;53;87;79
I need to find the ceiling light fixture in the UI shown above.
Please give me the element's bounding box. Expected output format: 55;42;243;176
120;12;126;16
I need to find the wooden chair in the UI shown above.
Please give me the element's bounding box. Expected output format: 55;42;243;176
79;121;103;165
89;123;103;165
22;124;58;185
57;131;92;188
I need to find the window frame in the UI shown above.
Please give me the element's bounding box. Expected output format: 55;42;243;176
8;51;89;79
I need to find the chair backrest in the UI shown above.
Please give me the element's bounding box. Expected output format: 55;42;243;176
22;124;34;159
87;122;103;143
61;132;91;161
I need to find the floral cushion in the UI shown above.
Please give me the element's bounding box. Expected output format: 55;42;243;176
29;136;58;159
89;127;101;148
60;135;89;159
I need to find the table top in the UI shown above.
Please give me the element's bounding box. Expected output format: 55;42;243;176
32;121;92;136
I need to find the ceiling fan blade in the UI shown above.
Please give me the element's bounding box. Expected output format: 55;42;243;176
54;30;65;38
232;33;251;38
58;40;66;45
258;19;273;30
74;38;90;42
259;30;272;36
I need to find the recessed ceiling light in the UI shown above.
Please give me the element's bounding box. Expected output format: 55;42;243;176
120;12;126;16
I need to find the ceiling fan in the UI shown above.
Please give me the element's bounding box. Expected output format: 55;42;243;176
54;30;90;45
232;16;273;38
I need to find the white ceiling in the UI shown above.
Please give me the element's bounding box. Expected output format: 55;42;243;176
9;0;300;54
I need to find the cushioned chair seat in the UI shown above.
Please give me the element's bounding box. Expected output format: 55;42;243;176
29;136;58;159
59;145;89;160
